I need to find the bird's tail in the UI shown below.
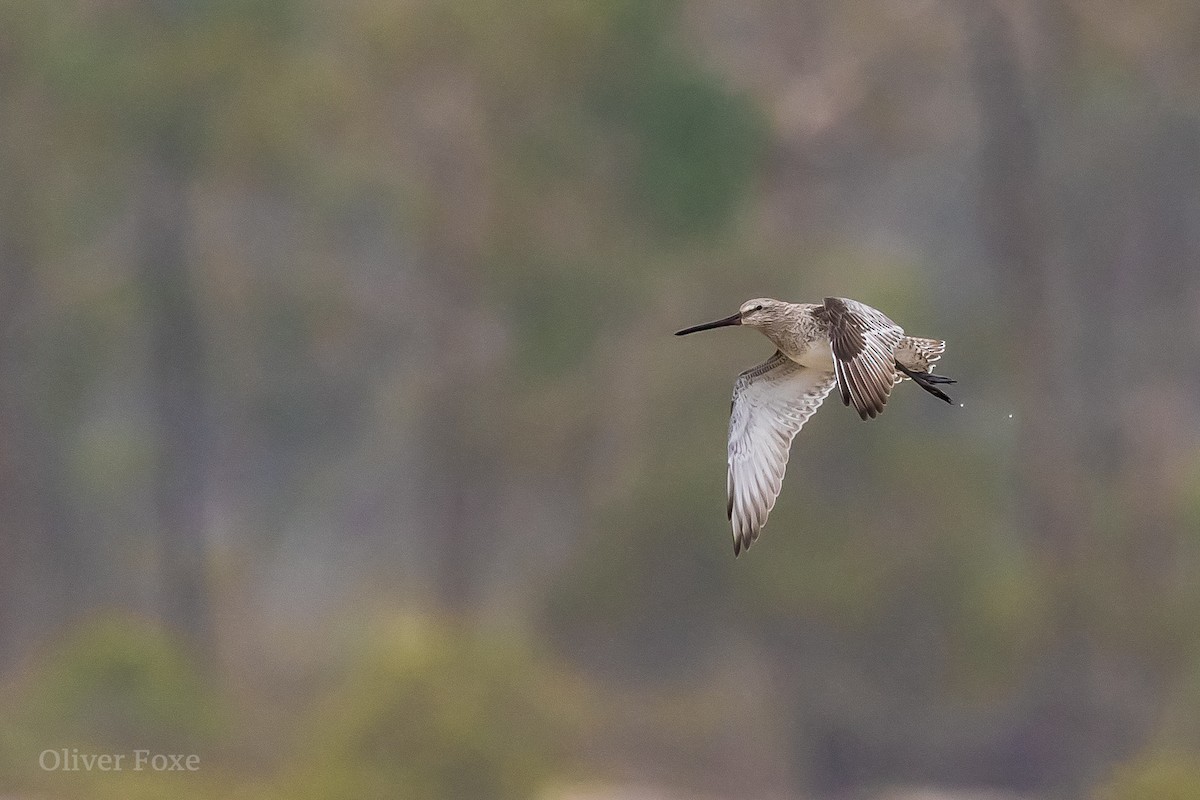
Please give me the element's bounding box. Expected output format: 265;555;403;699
896;336;945;373
895;361;956;404
894;336;954;403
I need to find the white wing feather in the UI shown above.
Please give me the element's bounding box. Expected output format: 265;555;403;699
727;352;836;555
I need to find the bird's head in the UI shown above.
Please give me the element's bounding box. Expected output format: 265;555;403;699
675;297;788;336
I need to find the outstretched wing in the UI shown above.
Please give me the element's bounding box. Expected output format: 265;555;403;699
727;351;836;555
818;297;904;420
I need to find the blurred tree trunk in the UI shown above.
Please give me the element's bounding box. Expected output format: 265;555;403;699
965;0;1098;791
426;402;483;616
422;253;494;617
0;175;86;663
139;121;213;656
412;78;497;617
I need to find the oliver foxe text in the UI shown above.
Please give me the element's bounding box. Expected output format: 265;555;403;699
40;748;200;772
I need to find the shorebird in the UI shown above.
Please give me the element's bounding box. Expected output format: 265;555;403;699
675;297;955;555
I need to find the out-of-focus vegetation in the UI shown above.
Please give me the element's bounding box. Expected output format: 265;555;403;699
2;1;1200;798
282;617;581;800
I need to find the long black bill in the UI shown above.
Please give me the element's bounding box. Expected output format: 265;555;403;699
674;312;742;336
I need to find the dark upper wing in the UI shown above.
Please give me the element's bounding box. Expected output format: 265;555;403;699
818;297;904;420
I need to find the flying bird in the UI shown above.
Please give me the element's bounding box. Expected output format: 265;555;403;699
675;297;956;555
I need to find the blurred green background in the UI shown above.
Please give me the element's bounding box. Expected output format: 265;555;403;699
2;1;1200;798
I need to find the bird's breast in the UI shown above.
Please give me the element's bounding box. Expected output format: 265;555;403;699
786;338;834;371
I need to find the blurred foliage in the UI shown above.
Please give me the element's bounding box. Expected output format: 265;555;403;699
0;615;229;799
279;616;583;800
584;1;767;237
1098;752;1200;800
5;615;224;752
0;614;584;800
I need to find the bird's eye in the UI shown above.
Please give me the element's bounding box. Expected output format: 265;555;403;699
754;305;763;312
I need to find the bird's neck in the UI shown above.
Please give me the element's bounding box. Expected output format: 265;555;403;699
760;327;803;360
759;310;820;362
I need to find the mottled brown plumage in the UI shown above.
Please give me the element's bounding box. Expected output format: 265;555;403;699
675;296;955;554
